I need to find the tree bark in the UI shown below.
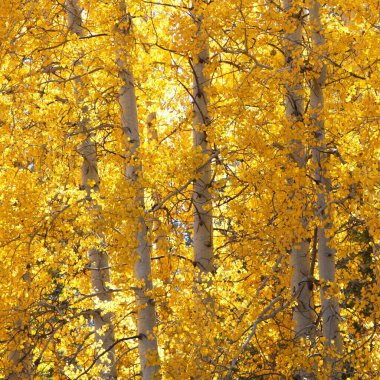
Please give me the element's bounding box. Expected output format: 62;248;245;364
66;1;116;378
192;6;214;300
309;0;342;375
117;3;161;379
283;0;315;341
283;2;316;377
79;140;117;379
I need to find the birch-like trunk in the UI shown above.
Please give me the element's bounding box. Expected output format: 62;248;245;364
79;141;116;379
283;0;315;343
117;3;160;378
66;1;116;378
192;9;214;295
309;0;342;374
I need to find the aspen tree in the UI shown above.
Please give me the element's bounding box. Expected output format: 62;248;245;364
192;1;214;298
146;112;163;262
65;1;116;377
309;0;342;374
283;2;317;377
283;0;316;349
1;1;380;377
7;10;37;380
116;2;160;378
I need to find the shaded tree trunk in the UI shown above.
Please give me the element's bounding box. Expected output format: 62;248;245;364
283;0;316;341
78;140;117;379
309;0;342;376
66;1;116;377
283;2;316;377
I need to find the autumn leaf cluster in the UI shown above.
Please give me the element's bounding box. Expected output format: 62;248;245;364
0;0;379;379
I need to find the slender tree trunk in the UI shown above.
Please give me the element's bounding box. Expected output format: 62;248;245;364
79;140;117;379
117;3;160;379
283;3;316;377
192;6;214;298
65;1;116;378
309;0;342;375
283;0;315;342
146;112;164;263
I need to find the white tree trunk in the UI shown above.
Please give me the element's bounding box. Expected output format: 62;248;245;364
66;1;116;378
119;63;161;380
283;0;315;341
192;10;214;293
309;0;342;375
117;3;160;378
283;4;316;378
79;141;117;379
